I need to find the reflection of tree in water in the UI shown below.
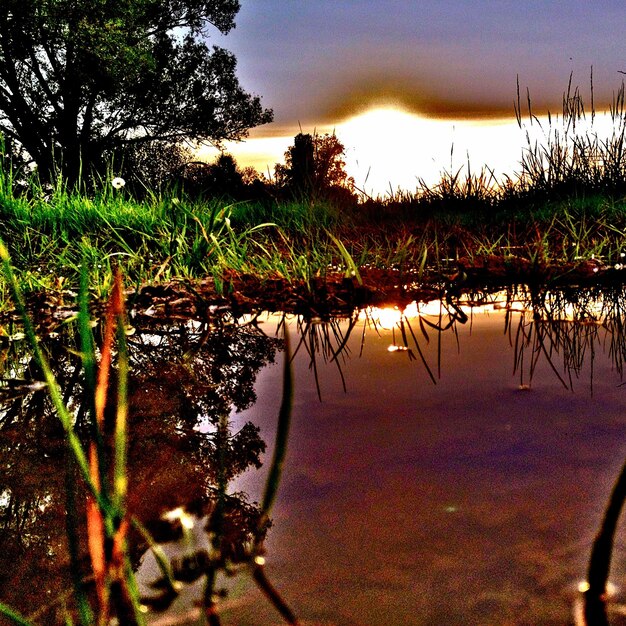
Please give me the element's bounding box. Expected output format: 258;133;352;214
129;318;280;425
0;318;281;622
0;334;74;620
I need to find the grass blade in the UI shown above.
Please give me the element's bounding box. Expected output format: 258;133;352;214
0;604;34;626
258;330;294;532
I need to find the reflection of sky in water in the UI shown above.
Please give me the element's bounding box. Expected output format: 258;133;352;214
228;308;626;625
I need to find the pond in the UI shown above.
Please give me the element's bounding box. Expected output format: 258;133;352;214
2;285;626;625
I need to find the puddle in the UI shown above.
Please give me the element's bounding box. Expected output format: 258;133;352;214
2;285;626;624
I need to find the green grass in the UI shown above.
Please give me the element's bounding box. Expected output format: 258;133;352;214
0;256;142;625
4;76;626;306
0;169;358;307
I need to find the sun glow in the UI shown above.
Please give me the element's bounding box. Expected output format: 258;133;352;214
335;106;525;196
213;106;527;196
207;103;625;197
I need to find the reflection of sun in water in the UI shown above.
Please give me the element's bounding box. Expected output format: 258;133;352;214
362;305;403;330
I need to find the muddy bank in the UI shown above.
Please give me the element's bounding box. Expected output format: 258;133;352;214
5;256;626;331
131;257;626;321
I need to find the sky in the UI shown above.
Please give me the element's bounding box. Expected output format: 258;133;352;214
208;1;626;194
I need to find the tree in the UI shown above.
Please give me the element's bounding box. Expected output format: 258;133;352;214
201;152;245;196
275;131;355;203
117;139;193;193
0;0;273;184
278;132;315;197
0;132;27;180
181;152;243;198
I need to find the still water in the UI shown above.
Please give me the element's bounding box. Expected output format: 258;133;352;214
3;286;626;625
224;293;626;626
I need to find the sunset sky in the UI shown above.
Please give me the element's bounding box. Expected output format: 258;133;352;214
210;1;626;194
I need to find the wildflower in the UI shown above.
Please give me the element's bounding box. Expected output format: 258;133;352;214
111;177;126;189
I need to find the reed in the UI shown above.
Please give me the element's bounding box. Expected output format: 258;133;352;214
514;75;626;199
0;248;143;624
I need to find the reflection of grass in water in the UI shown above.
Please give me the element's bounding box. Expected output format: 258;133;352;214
504;286;626;393
0;247;298;625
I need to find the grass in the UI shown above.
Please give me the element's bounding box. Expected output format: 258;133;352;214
0;255;142;624
0;171;354;308
2;76;626;310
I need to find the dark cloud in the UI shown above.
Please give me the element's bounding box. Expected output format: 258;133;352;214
217;0;626;128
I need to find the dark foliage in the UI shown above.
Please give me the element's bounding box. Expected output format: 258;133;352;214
179;152;276;204
0;0;273;184
114;140;193;194
275;132;357;205
182;153;245;199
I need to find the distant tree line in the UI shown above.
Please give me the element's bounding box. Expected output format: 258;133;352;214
110;131;357;205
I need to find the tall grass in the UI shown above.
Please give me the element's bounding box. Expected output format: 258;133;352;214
0;252;142;624
360;75;626;231
513;74;626;198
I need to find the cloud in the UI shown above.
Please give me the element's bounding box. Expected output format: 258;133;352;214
226;1;625;128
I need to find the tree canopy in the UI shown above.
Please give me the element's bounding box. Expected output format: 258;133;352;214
276;132;355;203
0;0;273;183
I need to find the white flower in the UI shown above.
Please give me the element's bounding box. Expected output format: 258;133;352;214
111;177;126;189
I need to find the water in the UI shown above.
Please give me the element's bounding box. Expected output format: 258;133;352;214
2;286;626;625
224;297;626;626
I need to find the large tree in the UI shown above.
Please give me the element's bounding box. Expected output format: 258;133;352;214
0;0;272;183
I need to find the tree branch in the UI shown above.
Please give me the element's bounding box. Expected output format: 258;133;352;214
24;49;63;116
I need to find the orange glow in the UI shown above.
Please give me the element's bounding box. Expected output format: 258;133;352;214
210;106;525;195
204;105;622;197
361;306;403;330
361;299;507;325
335;106;525;195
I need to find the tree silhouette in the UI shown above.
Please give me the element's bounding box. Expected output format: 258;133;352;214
280;132;315;197
0;0;273;184
276;131;355;203
184;152;246;198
